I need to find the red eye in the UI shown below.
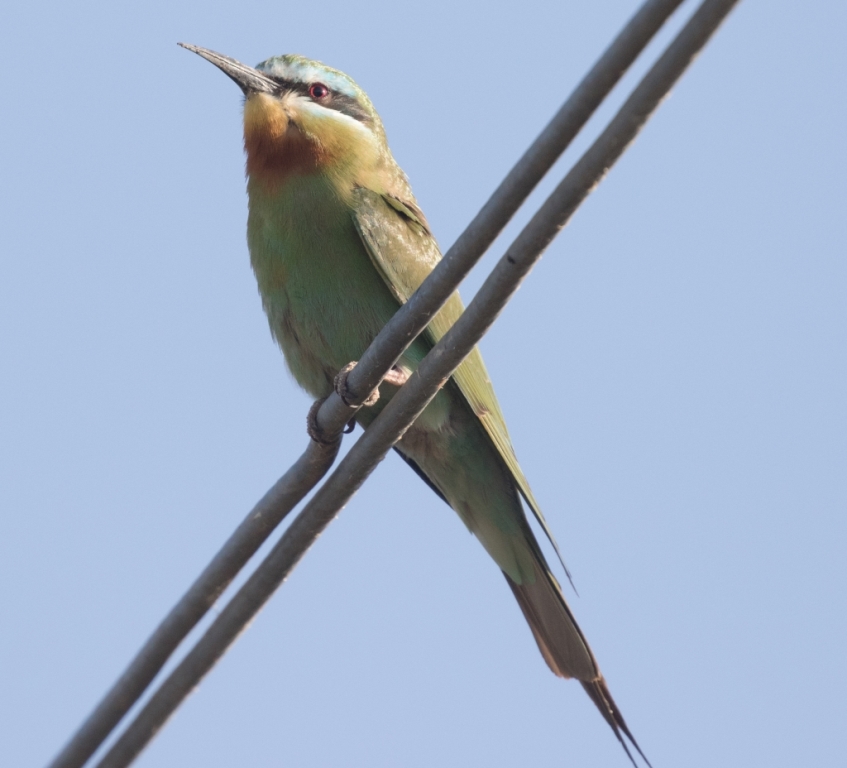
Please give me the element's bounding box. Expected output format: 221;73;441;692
309;83;329;99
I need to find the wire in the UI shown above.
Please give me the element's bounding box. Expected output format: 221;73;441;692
90;1;742;766
46;4;687;768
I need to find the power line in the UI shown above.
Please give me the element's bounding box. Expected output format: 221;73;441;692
47;1;740;766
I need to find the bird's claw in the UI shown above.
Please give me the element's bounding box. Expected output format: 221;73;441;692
334;361;410;407
334;361;380;407
383;366;410;387
306;396;337;445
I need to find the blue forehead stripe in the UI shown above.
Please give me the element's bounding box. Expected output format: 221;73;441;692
256;55;360;101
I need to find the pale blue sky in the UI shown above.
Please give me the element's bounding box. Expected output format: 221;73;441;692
1;1;845;766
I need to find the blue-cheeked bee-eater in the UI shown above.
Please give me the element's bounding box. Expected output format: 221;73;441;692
181;43;649;765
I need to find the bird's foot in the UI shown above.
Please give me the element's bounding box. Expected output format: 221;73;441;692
306;396;336;445
333;361;409;407
383;366;410;387
306;397;356;443
334;362;378;407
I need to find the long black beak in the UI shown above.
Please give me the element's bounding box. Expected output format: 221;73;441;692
178;43;277;95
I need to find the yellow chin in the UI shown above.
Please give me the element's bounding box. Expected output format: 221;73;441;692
243;92;289;144
243;93;319;185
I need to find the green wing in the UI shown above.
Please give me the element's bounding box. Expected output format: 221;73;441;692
350;187;568;573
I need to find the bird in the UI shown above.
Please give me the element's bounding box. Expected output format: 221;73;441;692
180;43;649;766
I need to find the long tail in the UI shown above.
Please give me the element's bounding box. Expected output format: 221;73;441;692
506;566;652;767
393;415;650;764
581;676;652;768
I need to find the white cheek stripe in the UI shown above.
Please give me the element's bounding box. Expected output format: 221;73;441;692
290;95;376;142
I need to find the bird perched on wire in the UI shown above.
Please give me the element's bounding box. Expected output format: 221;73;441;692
180;43;649;766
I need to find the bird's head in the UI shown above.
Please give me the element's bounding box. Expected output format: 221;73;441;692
180;44;395;191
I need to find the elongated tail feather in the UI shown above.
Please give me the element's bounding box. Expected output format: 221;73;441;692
506;564;650;767
581;677;653;768
504;566;598;681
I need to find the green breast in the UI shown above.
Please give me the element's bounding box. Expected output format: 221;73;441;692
246;174;406;398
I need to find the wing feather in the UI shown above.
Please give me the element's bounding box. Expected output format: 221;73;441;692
350;187;568;573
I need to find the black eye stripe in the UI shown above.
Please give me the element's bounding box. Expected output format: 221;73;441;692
268;76;310;97
266;76;371;124
329;93;371;124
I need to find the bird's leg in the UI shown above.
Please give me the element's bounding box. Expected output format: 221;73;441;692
310;359;408;442
333;361;409;407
